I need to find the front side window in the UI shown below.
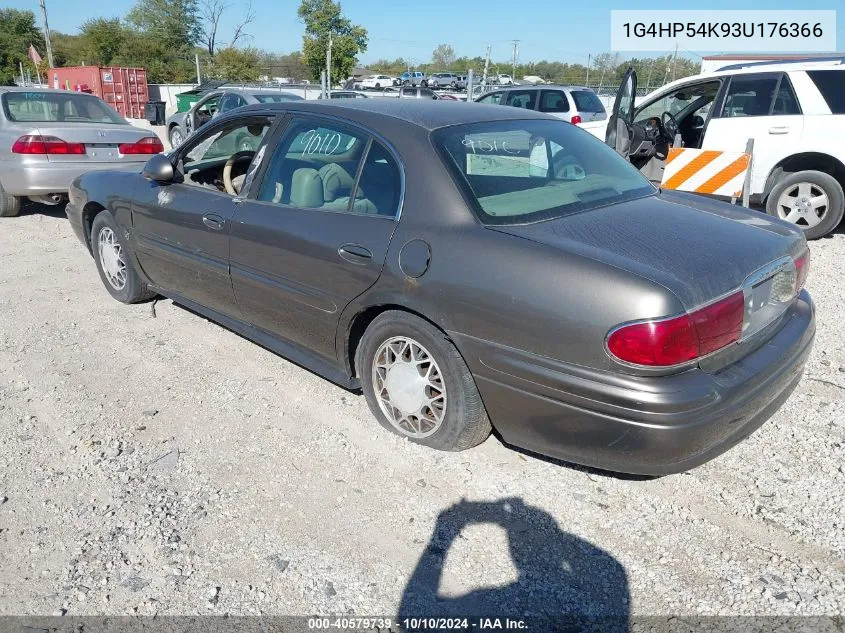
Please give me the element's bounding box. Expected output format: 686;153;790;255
478;92;503;105
2;92;125;124
435;119;654;225
506;90;537;110
258;119;399;217
539;90;569;113
635;81;720;123
180;118;272;194
721;75;780;118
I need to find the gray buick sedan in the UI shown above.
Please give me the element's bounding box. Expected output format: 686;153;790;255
65;99;815;475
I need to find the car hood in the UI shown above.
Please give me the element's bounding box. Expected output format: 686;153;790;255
490;189;805;310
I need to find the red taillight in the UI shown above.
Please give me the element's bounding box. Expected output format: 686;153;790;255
794;251;810;291
607;291;745;367
119;136;164;155
12;135;85;155
570;115;582;125
607;314;698;367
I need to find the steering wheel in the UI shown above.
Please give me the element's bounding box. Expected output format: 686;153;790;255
223;150;255;195
661;111;680;142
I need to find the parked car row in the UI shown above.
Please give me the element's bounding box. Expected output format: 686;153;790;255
0;87;164;217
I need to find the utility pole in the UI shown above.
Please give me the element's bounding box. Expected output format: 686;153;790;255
670;43;678;82
195;53;201;85
585;54;591;84
326;32;333;97
511;40;520;81
482;44;491;87
38;0;54;69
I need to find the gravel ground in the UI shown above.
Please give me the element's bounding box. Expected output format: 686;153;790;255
0;203;843;623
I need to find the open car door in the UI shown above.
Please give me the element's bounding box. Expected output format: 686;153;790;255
605;68;637;159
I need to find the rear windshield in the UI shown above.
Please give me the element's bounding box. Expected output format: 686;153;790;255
252;94;303;103
2;91;125;124
806;70;845;114
434;119;654;225
570;90;605;113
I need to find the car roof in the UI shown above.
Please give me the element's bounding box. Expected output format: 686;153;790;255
0;86;102;96
229;98;552;131
648;60;844;98
488;84;593;91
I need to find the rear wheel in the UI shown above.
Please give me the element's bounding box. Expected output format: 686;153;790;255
0;184;21;217
90;212;155;303
766;170;844;240
357;311;491;451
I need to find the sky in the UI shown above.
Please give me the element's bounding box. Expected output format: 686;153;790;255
8;0;843;66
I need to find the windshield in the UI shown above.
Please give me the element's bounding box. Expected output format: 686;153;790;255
2;91;126;124
434;119;654;225
570;90;605;113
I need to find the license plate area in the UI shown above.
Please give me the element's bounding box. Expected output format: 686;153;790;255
741;256;797;340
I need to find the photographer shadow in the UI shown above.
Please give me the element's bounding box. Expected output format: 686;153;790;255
398;498;630;632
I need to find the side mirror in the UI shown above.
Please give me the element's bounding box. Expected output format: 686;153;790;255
142;153;175;183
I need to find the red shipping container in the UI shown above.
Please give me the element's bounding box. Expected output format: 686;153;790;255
47;66;150;120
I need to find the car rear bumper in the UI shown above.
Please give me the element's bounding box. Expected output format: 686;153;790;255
0;161;143;197
451;291;815;475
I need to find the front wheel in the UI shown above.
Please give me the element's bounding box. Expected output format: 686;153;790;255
766;170;844;240
90;212;155;303
169;126;184;149
357;311;491;451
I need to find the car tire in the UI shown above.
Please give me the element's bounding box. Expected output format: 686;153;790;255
375;83;380;89
90;211;155;304
0;184;21;217
357;310;491;452
403;80;410;86
765;170;844;240
168;126;184;149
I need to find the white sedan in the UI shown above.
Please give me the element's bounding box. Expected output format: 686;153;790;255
358;75;394;90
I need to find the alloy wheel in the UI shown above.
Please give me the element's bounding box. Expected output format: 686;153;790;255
98;227;127;290
372;336;446;439
775;182;829;228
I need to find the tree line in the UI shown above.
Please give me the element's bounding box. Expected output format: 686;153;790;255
1;1;700;88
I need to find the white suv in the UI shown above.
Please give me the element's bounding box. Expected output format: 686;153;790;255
600;59;845;239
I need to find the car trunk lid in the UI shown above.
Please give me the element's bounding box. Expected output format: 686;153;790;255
490;190;804;311
33;124;156;164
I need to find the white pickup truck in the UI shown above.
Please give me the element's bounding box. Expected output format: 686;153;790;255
597;58;845;239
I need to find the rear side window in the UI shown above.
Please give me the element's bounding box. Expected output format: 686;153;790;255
771;76;801;115
539;90;569;113
570;90;605;113
506;90;537;110
721;74;799;117
807;70;845;114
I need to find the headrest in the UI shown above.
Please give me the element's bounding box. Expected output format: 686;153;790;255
290;168;324;208
318;162;357;201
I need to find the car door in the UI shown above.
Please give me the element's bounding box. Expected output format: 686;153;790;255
131;114;275;317
702;72;803;194
229;115;402;362
606;68;637;158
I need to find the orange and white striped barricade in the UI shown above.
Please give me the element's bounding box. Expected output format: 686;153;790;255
660;140;754;207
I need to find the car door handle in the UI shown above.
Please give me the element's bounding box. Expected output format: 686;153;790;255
338;243;373;265
769;126;790;134
202;214;225;230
